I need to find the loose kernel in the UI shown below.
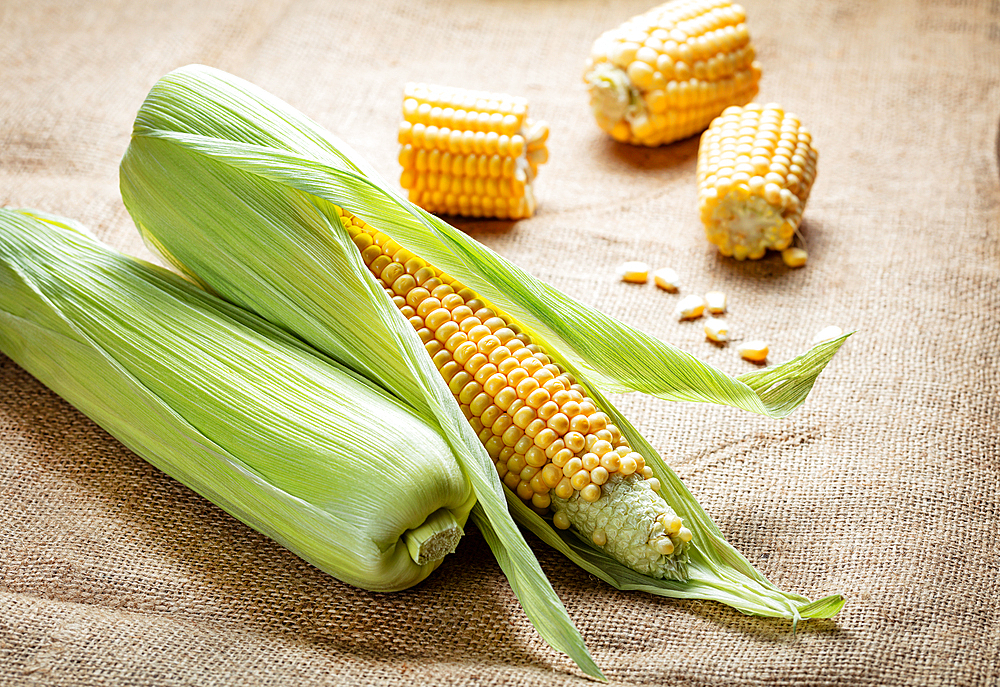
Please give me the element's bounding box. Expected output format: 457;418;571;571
654;538;674;555
737;340;769;362
647;478;661;492
652;267;681;292
617;261;650;283
553;509;571;528
675;294;706;320
811;325;843;345
781;247;808;267
705;291;727;314
704;317;729;342
592;529;607;546
678;527;693;542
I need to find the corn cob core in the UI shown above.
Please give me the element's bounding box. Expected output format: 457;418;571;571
336;207;692;578
398;83;549;220
584;0;761;147
696;103;818;260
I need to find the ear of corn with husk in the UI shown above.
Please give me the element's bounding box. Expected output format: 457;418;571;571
0;207;477;593
119;65;849;677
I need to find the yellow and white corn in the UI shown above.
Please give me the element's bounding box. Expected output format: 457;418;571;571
584;0;761;146
399;83;549;219
697;103;819;260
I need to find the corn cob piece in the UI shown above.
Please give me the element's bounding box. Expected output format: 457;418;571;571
584;0;761;147
697;103;818;260
399;83;549;219
339;207;692;579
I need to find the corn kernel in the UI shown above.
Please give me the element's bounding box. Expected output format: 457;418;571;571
704;318;728;342
674;294;706;321
737;340;769;362
652;267;681;292
782;247;808;268
617;261;650;283
811;325;843;346
705;291;727;314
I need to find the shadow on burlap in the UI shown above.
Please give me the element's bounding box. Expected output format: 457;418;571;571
1;0;998;684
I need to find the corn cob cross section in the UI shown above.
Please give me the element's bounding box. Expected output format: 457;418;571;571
398;83;549;220
697;103;818;259
337;207;692;579
584;0;761;147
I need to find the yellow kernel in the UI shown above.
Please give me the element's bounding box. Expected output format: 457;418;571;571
513;406;537;429
782;247;808;268
704;317;729;342
617;261;649;283
652;267;681;292
590;466;609;485
737;340;769;362
554;478;574;500
564;431;586;453
675;294;706;320
532;492;551;509
534;428;558;449
563;457;583;477
570;470;591;490
705;291;727;314
542;464;563;487
553;509;571;528
580;484;602;503
592;529;607;546
550;448;573;468
601;452;621;473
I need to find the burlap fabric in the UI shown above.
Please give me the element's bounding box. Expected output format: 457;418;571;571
2;0;998;684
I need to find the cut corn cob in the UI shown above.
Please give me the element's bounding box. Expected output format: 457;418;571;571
399;83;549;219
584;0;762;147
340;207;691;578
697;103;819;260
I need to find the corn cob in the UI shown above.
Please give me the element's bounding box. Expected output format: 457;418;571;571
0;208;475;593
584;0;761;146
338;207;692;578
398;83;549;219
697;103;818;259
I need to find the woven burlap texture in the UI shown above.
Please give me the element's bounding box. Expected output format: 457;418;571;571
2;0;998;684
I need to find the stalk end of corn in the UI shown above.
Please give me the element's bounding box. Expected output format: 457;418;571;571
404;508;465;566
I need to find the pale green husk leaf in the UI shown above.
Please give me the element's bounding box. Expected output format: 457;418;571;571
0;207;475;594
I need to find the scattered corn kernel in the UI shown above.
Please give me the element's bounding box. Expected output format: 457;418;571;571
617;261;650;283
674;294;706;321
705;291;727;314
782;247;808;268
652;267;681;292
811;325;843;345
737;340;769;362
704;318;728;342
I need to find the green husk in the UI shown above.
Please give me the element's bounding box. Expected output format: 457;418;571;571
119;64;849;677
0;207;476;593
